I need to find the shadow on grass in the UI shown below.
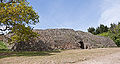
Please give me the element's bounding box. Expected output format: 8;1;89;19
0;49;61;59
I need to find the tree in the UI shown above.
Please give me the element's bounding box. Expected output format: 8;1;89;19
0;0;26;3
90;22;120;47
87;27;95;34
109;22;120;47
95;27;100;34
0;0;39;43
96;24;109;34
88;24;109;35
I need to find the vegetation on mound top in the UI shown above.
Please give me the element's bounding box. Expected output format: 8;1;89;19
97;32;109;37
88;24;109;35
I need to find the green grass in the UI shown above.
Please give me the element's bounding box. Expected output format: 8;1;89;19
0;41;7;49
0;49;61;59
97;32;109;37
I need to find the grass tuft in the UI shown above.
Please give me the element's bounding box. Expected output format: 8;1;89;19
0;41;7;49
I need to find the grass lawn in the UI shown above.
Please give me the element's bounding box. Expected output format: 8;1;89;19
0;49;61;59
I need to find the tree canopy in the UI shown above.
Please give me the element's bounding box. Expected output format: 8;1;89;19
87;27;95;34
0;0;39;43
88;24;109;35
89;22;120;47
109;23;120;47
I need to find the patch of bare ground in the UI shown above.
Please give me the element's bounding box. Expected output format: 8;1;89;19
75;48;120;64
0;48;120;64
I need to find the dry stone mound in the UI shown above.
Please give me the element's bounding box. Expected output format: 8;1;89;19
5;29;117;51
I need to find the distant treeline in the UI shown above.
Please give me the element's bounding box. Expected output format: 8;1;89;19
88;22;120;47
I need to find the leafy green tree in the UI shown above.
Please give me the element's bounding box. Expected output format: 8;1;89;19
115;39;120;47
96;24;109;34
109;23;120;47
90;22;120;47
88;24;109;35
87;27;95;34
0;0;39;43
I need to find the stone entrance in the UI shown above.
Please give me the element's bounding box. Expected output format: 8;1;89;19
79;41;84;49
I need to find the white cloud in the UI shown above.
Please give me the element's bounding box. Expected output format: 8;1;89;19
98;0;120;27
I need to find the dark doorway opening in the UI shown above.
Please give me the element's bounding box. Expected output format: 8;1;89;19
79;41;84;49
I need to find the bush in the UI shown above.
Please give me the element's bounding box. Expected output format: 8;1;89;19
115;39;120;47
0;41;7;49
97;32;109;37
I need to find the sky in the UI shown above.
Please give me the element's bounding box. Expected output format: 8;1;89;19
28;0;120;32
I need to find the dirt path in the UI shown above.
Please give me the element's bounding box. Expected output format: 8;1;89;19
75;51;120;64
0;48;120;64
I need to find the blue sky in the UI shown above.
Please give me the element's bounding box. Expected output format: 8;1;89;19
28;0;120;32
